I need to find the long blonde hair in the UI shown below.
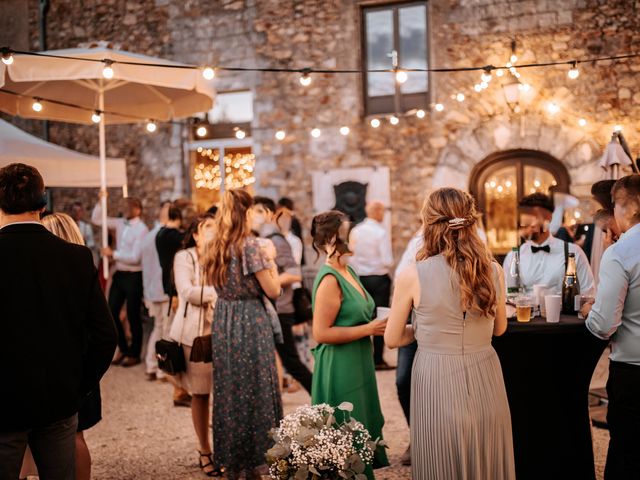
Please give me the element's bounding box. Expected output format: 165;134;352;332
417;188;496;317
205;189;254;288
42;212;85;246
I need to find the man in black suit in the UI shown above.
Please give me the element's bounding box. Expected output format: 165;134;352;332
0;163;117;480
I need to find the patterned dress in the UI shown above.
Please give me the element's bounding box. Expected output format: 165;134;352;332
211;237;283;474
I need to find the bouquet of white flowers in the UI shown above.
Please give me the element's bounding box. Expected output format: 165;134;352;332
266;402;383;480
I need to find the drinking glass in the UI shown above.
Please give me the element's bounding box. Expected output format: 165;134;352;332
516;296;532;323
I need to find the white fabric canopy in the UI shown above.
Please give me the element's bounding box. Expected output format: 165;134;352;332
0;46;215;124
0;119;126;188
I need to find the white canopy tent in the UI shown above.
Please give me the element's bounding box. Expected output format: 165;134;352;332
0;119;127;188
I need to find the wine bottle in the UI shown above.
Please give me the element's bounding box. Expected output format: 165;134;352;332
562;252;581;314
507;247;522;297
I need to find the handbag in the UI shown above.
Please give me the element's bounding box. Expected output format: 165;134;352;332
155;338;186;375
292;286;313;325
190;261;213;363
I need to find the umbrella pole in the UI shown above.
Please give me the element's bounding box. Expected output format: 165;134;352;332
99;90;109;280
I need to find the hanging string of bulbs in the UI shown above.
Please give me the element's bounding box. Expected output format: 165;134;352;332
1;45;637;141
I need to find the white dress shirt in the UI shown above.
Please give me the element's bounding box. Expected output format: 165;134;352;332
285;231;304;266
141;223;168;304
502;235;595;296
91;203;149;272
77;220;95;250
349;218;393;277
586;223;640;365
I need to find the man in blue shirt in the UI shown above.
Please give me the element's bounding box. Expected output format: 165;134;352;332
585;174;640;479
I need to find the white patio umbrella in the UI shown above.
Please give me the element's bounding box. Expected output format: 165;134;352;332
0;118;126;188
0;45;215;277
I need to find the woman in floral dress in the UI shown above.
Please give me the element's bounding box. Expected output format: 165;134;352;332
205;189;282;479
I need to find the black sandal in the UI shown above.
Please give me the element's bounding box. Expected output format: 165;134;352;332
198;451;224;477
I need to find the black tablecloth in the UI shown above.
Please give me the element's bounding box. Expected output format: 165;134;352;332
492;315;608;480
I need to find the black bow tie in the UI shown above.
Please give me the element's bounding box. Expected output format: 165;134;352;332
531;245;551;254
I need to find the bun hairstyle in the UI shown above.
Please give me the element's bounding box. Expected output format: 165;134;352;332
418;188;497;318
612;174;640;224
311;210;351;260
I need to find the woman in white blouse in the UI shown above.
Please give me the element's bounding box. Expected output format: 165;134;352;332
168;214;221;476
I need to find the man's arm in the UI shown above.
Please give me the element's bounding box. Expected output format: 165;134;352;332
91;203;121;230
586;249;628;340
81;250;118;393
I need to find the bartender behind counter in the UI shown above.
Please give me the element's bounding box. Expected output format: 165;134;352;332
503;192;595;297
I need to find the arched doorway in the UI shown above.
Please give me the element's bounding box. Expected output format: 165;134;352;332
469;149;570;255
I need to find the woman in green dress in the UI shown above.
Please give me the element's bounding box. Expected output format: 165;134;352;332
310;211;390;478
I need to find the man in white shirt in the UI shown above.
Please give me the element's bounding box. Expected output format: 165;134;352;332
503;193;595;297
70;202;97;265
349;201;394;370
141;200;171;381
92;197;149;367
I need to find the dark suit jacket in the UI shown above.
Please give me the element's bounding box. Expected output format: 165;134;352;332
0;223;117;431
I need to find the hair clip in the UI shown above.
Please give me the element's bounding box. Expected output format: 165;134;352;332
448;218;467;228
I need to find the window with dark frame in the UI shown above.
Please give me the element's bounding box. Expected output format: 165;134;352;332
362;1;429;116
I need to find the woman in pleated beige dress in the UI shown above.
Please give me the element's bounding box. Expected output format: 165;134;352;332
385;188;515;480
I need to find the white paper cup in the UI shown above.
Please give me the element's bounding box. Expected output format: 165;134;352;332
544;295;562;323
376;307;391;320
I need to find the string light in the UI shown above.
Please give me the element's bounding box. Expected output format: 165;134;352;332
146;120;157;133
235;129;246;139
456;93;465;102
547;102;560;115
1;51;14;65
311;128;321;138
434;103;444;112
510;54;518;64
568;61;580;79
299;71;312;86
481;71;492;83
102;60;114;79
275;130;286;140
91;111;102;123
496;69;504;77
578;118;587;127
31;99;43;112
614;124;623;132
480;81;489;89
370;118;380;128
395;70;408;84
416;109;426;119
196;125;208;137
389;115;399;125
339;126;350;135
202;67;215;80
518;83;531;92
474;84;482;92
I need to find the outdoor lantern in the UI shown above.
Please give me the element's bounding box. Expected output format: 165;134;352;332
501;73;521;112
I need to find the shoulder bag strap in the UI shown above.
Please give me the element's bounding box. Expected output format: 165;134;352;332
178;250;197;345
564;241;569;274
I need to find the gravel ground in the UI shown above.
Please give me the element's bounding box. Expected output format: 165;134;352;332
86;348;609;479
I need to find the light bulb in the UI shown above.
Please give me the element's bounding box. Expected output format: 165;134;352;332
497;185;504;193
299;74;312;86
547;103;560;115
480;81;488;89
196;125;208;137
568;67;579;79
146;121;157;133
395;70;408;84
339;126;350;135
434;103;444;112
521;83;531;91
481;72;492;82
311;128;321;138
509;66;517;75
456;93;465;102
496;69;504;77
389;116;399;125
102;62;114;79
578;118;587;127
235;129;246;139
505;180;512;188
1;52;14;65
202;67;215;80
474;84;482;92
370;118;380;128
91;111;102;123
275;130;286;140
416;109;426;119
32;100;43;112
510;54;518;64
614;124;623;132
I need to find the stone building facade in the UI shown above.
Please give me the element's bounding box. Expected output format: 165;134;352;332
2;0;639;260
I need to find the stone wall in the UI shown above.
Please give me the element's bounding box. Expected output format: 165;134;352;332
2;0;639;259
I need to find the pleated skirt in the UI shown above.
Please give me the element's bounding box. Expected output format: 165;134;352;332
411;347;516;480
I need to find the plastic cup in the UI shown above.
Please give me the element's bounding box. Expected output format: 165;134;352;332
545;295;562;323
376;307;391;320
515;296;532;323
